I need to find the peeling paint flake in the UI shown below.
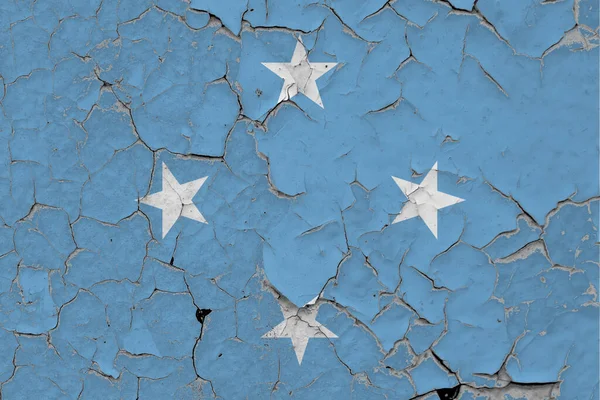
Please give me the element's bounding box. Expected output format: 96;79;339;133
0;0;597;399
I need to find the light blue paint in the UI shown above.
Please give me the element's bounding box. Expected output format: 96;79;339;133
410;355;459;395
245;0;330;32
0;0;597;399
449;0;475;10
66;214;150;288
477;0;575;57
185;9;210;29
384;341;415;371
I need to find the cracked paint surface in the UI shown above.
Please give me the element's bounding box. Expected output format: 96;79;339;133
0;0;598;399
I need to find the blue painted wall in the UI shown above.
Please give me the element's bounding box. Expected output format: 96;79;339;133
0;0;598;399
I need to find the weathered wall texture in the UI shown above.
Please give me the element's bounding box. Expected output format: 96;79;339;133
0;0;598;399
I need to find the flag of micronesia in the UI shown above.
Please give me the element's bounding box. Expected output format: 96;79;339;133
0;0;598;399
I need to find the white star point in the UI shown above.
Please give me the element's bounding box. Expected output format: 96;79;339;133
139;163;208;238
263;38;337;108
392;162;464;238
263;297;337;365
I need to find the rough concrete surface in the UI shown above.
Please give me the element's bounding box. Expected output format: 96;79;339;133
0;0;598;399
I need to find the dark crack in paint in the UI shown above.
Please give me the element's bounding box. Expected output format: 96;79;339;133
436;385;461;399
196;308;213;325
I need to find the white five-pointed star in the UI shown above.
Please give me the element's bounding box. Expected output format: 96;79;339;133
392;162;465;238
262;37;337;108
263;296;337;364
139;163;208;238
